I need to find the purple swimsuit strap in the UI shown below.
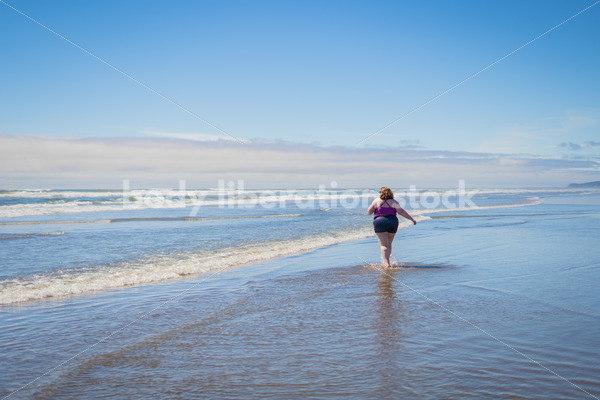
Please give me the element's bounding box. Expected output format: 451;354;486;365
375;199;396;215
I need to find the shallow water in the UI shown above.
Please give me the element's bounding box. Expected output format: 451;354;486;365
1;190;600;399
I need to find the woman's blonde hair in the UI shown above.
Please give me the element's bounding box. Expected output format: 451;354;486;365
380;187;394;200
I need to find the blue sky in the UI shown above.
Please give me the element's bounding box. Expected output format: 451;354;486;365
1;0;599;188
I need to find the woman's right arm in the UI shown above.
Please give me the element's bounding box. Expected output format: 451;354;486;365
367;199;378;215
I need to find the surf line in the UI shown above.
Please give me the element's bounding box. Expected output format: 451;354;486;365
0;214;302;226
358;256;599;400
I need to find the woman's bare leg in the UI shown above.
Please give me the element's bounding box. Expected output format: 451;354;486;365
386;232;396;266
375;232;394;267
387;232;396;261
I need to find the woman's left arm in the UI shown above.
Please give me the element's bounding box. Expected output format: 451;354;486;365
394;202;417;225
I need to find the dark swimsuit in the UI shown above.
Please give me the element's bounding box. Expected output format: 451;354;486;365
373;199;399;233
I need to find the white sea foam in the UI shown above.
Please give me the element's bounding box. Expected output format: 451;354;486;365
0;221;426;305
0;189;377;218
0;188;559;304
0;192;543;305
0;186;553;218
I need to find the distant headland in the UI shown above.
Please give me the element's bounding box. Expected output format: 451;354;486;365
568;181;600;188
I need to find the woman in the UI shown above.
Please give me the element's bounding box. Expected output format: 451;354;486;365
367;187;417;268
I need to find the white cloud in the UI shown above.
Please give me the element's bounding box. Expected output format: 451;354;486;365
0;134;598;189
141;130;242;142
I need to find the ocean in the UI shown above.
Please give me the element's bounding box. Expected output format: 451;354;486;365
1;186;599;399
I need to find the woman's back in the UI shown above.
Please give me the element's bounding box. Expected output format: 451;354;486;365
374;199;396;215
